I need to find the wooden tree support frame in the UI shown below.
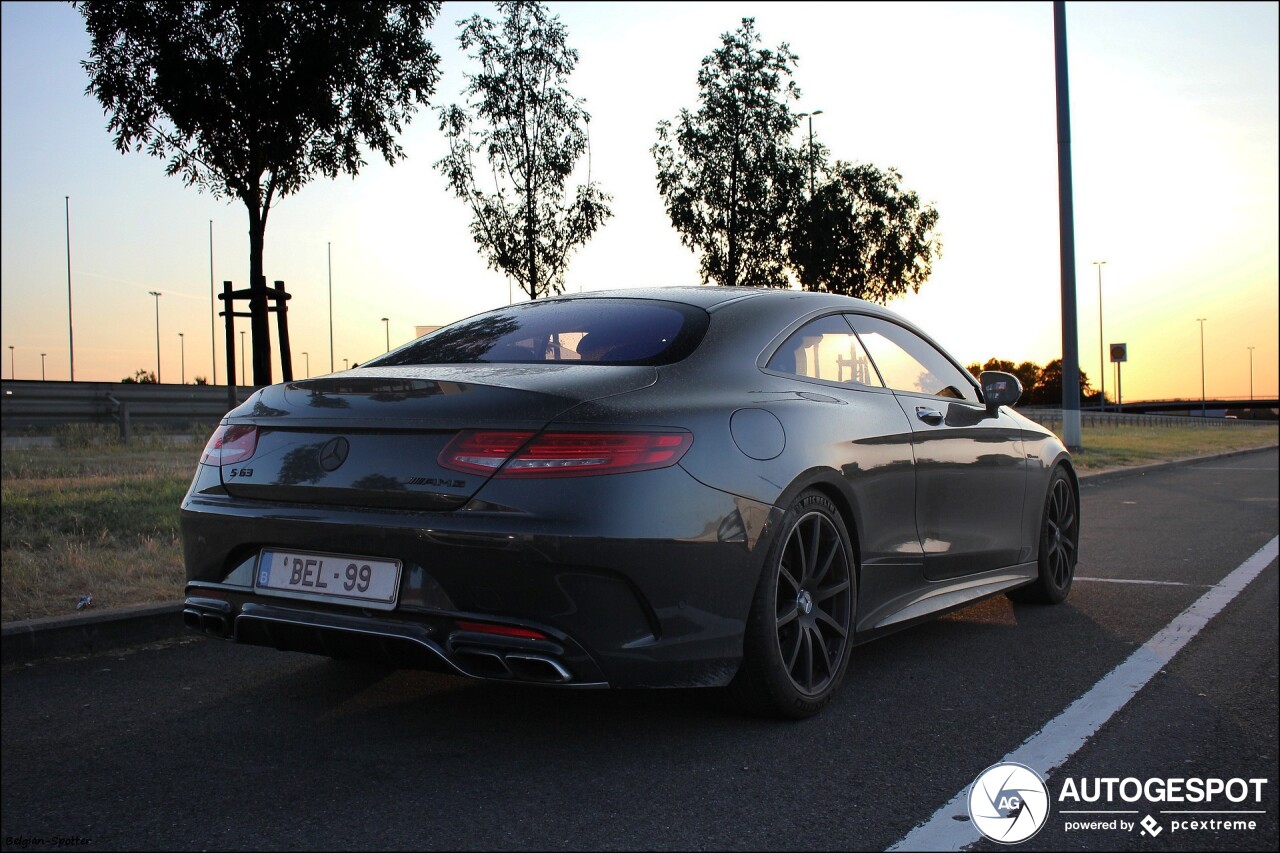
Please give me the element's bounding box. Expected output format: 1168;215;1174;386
217;277;293;409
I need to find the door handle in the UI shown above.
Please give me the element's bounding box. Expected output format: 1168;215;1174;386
915;406;943;425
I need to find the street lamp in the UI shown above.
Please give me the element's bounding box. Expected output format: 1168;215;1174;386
41;353;46;381
1092;261;1106;411
66;196;75;381
178;332;185;384
7;346;12;380
240;330;246;384
327;242;335;373
1247;346;1255;401
381;317;390;352
208;220;217;386
1196;318;1207;415
796;109;824;198
302;351;310;379
148;291;162;384
343;358;349;371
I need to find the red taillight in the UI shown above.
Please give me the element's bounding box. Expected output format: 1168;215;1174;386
454;620;548;640
200;424;259;466
438;429;693;478
437;430;538;476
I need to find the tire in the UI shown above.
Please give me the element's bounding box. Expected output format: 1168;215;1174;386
1009;466;1078;605
728;489;856;719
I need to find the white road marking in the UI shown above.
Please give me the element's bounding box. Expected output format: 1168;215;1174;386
888;536;1279;852
1073;577;1204;587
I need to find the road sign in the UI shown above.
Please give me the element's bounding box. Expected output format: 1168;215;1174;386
1110;343;1128;363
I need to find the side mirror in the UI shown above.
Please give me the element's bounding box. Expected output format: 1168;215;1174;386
980;371;1022;414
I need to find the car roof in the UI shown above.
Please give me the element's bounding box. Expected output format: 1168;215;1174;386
565;286;767;310
557;286;892;317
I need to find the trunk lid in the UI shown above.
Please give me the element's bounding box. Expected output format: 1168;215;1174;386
217;365;656;509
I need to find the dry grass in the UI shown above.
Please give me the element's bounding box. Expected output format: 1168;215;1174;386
1;423;1276;622
1056;423;1277;471
2;438;199;622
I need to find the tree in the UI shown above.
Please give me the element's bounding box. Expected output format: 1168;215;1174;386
789;162;940;303
1034;359;1094;406
966;358;1041;399
121;368;157;384
436;1;611;301
78;1;443;384
965;357;1094;406
652;18;804;288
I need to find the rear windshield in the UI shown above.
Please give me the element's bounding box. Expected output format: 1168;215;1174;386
366;298;709;367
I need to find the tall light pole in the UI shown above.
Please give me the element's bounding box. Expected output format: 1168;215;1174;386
66;196;75;381
178;332;185;384
148;291;163;383
302;351;310;378
381;317;390;352
41;353;47;381
1247;346;1255;401
343;358;349;371
240;330;246;384
8;346;13;380
1092;260;1106;411
797;110;824;198
1196;318;1207;415
327;242;335;373
209;220;217;386
1053;1;1083;451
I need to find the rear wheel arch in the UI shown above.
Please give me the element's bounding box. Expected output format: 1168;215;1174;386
770;469;864;591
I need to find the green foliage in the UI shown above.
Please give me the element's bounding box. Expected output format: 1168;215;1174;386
193;375;208;385
653;18;803;288
121;368;157;384
966;357;1095;406
78;1;442;380
789;162;940;302
436;1;611;300
653;19;939;300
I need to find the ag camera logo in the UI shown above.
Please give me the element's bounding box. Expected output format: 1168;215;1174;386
968;762;1051;844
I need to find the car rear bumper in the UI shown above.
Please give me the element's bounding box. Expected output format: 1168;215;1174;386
181;464;780;688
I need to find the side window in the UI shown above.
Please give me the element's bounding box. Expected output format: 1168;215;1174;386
848;315;978;403
766;315;884;387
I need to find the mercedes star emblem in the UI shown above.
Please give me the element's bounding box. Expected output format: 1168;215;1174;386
318;436;350;472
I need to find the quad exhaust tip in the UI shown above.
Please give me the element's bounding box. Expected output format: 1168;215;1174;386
183;603;233;639
452;646;572;683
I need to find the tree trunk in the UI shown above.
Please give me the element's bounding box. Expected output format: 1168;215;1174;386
246;202;272;385
526;185;538;300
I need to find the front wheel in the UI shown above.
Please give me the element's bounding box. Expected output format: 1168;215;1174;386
728;490;855;719
1009;466;1078;604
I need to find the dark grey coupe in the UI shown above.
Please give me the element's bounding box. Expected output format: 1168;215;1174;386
181;287;1078;718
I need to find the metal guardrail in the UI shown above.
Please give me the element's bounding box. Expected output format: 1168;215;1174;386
3;382;1274;442
1017;407;1277;431
1;380;252;440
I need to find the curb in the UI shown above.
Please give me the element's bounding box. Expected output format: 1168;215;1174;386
2;602;185;667
3;445;1275;667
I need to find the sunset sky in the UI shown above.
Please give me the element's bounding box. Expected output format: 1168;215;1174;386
2;1;1276;402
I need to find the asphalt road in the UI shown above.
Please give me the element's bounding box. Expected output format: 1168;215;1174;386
3;449;1277;852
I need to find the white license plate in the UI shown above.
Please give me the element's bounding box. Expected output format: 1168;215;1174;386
255;549;401;610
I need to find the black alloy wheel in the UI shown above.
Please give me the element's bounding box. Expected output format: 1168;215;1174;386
1010;467;1078;604
730;490;855;719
